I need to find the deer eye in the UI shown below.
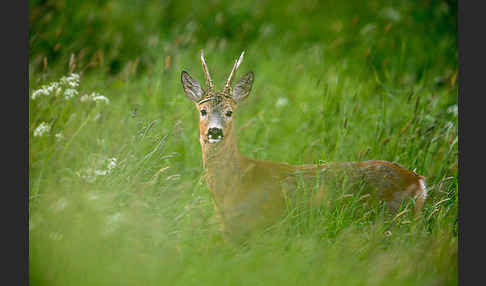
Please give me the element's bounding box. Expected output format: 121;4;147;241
225;111;233;118
200;109;207;116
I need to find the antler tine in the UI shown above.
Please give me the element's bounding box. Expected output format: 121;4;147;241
224;51;245;92
200;50;214;90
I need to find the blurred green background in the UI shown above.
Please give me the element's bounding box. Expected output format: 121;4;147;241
29;0;457;285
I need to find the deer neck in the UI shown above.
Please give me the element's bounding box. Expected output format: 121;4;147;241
200;128;244;199
201;128;242;171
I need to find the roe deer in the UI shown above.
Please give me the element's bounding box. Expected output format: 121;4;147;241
181;51;427;240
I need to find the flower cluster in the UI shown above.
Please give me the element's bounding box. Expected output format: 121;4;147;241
60;73;80;88
31;73;110;104
77;157;118;183
80;92;110;104
275;97;289;108
33;122;51;137
447;104;458;117
55;132;64;141
31;73;80;100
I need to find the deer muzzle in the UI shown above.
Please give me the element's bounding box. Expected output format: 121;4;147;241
207;127;223;143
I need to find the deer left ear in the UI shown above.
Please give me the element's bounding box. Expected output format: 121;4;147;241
232;72;254;103
181;71;204;102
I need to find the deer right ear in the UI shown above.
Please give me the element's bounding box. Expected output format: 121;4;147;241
181;71;204;102
232;72;254;103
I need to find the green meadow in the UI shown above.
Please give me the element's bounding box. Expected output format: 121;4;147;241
29;0;458;285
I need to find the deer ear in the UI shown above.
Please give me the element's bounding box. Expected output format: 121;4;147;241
232;72;254;103
181;71;204;102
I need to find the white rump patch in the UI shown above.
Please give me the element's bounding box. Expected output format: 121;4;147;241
419;178;427;199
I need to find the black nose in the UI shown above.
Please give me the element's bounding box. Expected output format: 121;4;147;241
208;128;223;139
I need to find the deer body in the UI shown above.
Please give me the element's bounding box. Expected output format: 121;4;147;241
181;51;426;239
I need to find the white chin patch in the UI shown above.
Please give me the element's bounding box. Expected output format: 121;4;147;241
208;138;222;143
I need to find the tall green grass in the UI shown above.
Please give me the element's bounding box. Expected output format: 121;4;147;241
29;0;457;285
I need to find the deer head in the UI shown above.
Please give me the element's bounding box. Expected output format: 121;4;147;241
181;51;254;147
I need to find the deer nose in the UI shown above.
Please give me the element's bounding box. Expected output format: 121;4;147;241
207;127;223;139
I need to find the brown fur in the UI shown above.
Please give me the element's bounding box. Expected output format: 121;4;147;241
181;52;426;240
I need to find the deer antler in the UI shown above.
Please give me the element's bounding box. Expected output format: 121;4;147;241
224;51;245;92
200;50;214;90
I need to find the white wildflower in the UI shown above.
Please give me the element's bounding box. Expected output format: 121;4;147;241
106;158;117;171
360;24;376;35
77;157;118;183
93;158;117;176
48;82;61;97
33;122;51;137
381;7;401;22
77;169;97;183
80;92;110;104
31;73;81;100
31;87;50;99
63;88;78;99
55;132;64;141
94;170;108;176
60;73;80;88
447;104;458;116
54;87;62;97
275;97;289;108
444;121;455;131
31;82;62;99
92;94;109;104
